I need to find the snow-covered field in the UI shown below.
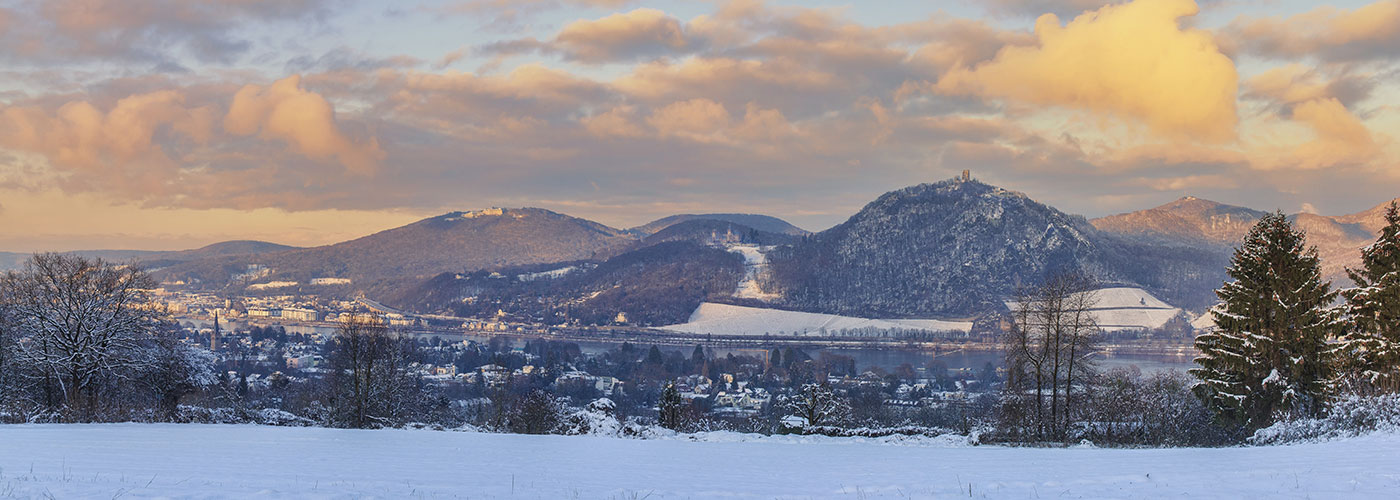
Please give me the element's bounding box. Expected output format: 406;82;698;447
1006;287;1183;331
663;302;973;337
2;424;1395;499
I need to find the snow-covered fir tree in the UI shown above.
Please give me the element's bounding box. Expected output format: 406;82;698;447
657;382;685;430
1336;202;1400;392
1191;212;1342;429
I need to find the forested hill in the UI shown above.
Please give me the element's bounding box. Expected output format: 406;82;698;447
761;177;1230;316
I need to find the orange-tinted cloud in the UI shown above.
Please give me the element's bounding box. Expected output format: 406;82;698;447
1243;64;1383;169
646;98;731;142
937;0;1238;143
1289;97;1380;169
554;8;690;63
224;75;383;174
0;89;214;174
1225;0;1400;61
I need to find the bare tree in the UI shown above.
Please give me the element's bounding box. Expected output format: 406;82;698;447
784;380;850;428
1;254;163;418
325;317;418;428
1001;272;1100;440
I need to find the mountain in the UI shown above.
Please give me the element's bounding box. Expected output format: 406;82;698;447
1095;197;1400;285
1289;200;1399;283
155;208;635;294
761;177;1204;317
393;241;744;326
629;213;808;237
1091;197;1265;245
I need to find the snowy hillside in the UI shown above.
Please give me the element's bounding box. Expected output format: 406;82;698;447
1006;287;1183;332
2;424;1397;498
663;302;973;337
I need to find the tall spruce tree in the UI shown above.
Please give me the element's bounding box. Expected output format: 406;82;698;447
1336;202;1400;392
1191;212;1341;430
657;382;686;430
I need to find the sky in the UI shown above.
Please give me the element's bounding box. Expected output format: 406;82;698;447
0;0;1396;251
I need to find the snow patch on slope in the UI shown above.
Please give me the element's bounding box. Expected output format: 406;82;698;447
518;266;579;281
729;244;780;301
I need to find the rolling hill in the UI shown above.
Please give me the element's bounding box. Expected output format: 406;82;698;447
629;213;809;236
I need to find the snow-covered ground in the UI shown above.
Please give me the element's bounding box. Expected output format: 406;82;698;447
663;302;973;337
1;424;1397;498
729;244;781;301
1006;287;1183;332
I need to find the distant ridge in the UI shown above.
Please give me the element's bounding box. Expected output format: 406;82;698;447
0;240;297;271
1091;196;1266;245
1095;196;1400;285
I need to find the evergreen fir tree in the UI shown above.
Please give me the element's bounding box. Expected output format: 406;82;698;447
658;382;685;430
1191;212;1341;429
1336;202;1400;392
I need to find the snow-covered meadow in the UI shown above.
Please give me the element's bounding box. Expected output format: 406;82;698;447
2;424;1397;499
663;302;973;337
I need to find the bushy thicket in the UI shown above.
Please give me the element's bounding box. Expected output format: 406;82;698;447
1250;394;1400;445
1075;368;1237;447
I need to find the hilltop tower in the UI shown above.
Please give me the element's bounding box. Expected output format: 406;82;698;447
961;169;971;182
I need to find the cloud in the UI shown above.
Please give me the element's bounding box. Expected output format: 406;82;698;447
1242;64;1383;170
646;98;731;141
432;0;638;32
977;0;1126;19
1288;97;1380;169
937;0;1239;143
477;7;701;64
224;75;383;174
553;8;692;63
0;75;384;210
1244;64;1375;109
1224;0;1400;62
0;89;215;177
582;105;646;138
0;0;332;67
908;17;1037;74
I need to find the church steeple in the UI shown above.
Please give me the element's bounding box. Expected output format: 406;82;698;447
211;310;221;351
